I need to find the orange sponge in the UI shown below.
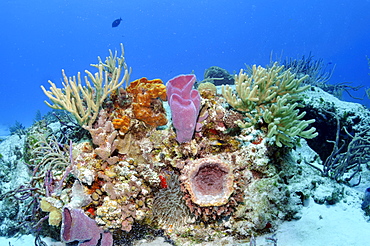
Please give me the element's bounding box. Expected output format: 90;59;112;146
126;77;167;127
126;77;167;101
112;115;131;134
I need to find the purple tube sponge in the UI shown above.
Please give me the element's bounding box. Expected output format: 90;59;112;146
167;74;201;143
61;207;113;246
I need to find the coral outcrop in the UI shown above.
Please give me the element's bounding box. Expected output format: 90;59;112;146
7;45;357;246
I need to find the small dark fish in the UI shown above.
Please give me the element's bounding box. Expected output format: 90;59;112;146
112;17;122;28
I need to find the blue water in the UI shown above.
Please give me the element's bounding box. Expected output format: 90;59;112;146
0;0;369;132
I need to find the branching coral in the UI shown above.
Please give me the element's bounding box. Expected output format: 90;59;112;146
41;44;130;127
317;114;370;184
281;53;335;87
222;62;309;112
222;62;318;147
263;94;318;147
28;134;70;184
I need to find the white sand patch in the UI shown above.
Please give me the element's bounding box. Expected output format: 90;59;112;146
256;197;370;246
0;235;64;246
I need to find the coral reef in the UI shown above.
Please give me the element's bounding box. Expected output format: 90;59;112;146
6;45;367;246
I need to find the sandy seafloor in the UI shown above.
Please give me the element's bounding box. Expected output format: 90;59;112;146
1;195;369;246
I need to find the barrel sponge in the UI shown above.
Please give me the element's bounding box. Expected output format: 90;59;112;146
180;158;234;207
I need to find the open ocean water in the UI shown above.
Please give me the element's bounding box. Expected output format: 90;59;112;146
0;0;369;131
0;1;370;246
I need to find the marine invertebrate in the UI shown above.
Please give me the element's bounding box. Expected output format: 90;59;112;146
28;134;70;180
222;62;309;112
197;82;217;99
222;62;317;147
41;44;130;127
112;115;131;134
61;207;113;246
281;53;335;87
126;77;167;127
264;94;318;147
9;121;26;137
167;74;201;143
84;110;119;165
180;158;234;207
318;114;370;184
152;173;191;229
40;197;63;226
126;77;167;101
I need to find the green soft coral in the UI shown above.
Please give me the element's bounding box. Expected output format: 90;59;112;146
222;62;318;147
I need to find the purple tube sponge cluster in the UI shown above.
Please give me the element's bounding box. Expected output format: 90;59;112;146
61;207;113;246
167;74;201;143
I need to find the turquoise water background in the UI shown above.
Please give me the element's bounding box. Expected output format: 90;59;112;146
0;0;369;131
